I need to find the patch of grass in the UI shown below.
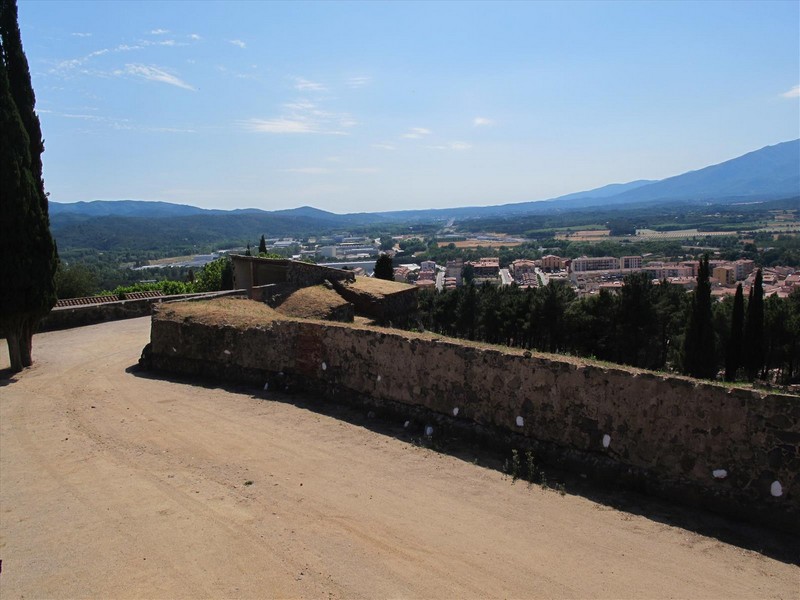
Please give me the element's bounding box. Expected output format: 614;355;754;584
273;285;351;320
503;448;566;495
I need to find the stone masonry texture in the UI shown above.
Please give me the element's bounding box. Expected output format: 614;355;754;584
146;301;799;532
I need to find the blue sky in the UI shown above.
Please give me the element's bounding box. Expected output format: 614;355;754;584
18;0;800;213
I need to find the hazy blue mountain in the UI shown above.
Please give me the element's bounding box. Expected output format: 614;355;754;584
545;180;656;203
602;139;799;204
271;205;387;224
366;181;661;221
372;139;799;220
49;200;388;225
48;199;211;218
49;139;800;252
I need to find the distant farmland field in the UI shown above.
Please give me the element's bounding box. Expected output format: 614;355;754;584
634;229;737;240
438;239;525;249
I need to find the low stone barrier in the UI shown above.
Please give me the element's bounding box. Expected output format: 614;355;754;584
145;300;799;532
38;290;245;332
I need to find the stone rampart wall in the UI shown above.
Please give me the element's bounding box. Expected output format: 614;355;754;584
38;290;244;332
146;310;799;532
287;260;354;287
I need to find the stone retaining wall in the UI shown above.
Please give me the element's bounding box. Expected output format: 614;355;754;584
146;306;799;532
38;290;245;332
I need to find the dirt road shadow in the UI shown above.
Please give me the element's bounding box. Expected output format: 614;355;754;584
0;367;19;386
126;363;800;566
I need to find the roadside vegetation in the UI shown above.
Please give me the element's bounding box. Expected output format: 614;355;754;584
413;272;800;386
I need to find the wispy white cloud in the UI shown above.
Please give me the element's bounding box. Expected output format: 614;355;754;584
215;65;260;81
229;39;246;48
189;33;202;41
243;118;316;134
428;141;472;151
148;126;196;133
150;29;170;35
473;117;493;127
283;167;333;174
295;77;327;92
373;143;396;150
243;99;355;135
402;127;432;139
49;37;184;77
52;48;109;72
282;166;379;175
781;85;800;98
37;108;132;130
116;64;196;91
71;32;92;37
346;75;370;88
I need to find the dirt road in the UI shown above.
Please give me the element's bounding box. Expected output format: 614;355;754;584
1;318;797;598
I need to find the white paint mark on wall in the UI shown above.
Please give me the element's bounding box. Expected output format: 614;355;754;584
376;374;381;382
263;382;269;391
172;347;177;353
712;469;727;479
425;426;434;436
404;421;410;428
602;434;611;448
453;407;459;416
223;349;231;355
321;362;327;371
771;481;783;497
516;416;524;427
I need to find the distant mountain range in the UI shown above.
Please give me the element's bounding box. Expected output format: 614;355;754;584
49;139;799;250
370;139;799;220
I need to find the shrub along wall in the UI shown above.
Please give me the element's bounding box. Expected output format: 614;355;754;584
145;303;799;532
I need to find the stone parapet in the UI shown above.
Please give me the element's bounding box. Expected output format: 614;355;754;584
144;300;799;533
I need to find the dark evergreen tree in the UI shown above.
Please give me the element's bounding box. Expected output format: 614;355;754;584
244;243;252;256
55;263;96;299
455;283;478;340
538;282;574;353
258;235;267;255
563;289;618;361
682;255;716;379
221;258;234;290
742;268;764;381
724;283;744;381
461;263;474;285
0;0;58;372
374;254;394;280
616;272;657;368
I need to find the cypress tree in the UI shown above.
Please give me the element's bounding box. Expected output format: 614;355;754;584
258;235;267;255
683;255;716;379
244;243;252;256
724;283;744;381
0;0;58;372
743;268;765;381
374;254;394;280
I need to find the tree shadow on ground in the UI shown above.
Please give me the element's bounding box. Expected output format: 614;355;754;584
126;363;800;566
0;368;19;386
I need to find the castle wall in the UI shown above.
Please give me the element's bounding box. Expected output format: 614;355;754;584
146;307;799;532
36;290;244;332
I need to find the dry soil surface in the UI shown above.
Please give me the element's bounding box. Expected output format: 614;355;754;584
1;318;797;599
